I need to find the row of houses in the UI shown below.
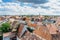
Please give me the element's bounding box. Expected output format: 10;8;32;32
0;15;60;40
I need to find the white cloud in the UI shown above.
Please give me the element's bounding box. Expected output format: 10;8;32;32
0;0;60;15
0;0;2;2
37;0;60;15
0;2;40;15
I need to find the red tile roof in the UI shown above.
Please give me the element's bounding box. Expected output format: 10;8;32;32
33;26;52;40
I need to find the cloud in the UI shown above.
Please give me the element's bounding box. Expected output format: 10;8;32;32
0;0;60;15
0;2;21;15
0;0;2;2
39;0;60;15
0;2;39;15
18;0;48;4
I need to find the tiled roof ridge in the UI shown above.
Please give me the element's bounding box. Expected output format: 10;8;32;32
33;33;46;40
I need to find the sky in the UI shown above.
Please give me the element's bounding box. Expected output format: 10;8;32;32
0;0;60;15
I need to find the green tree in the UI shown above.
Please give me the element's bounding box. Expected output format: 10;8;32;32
0;22;11;33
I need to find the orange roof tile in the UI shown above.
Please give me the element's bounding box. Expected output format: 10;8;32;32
46;24;58;34
33;26;52;40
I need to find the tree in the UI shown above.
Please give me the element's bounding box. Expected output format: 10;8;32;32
0;22;11;33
